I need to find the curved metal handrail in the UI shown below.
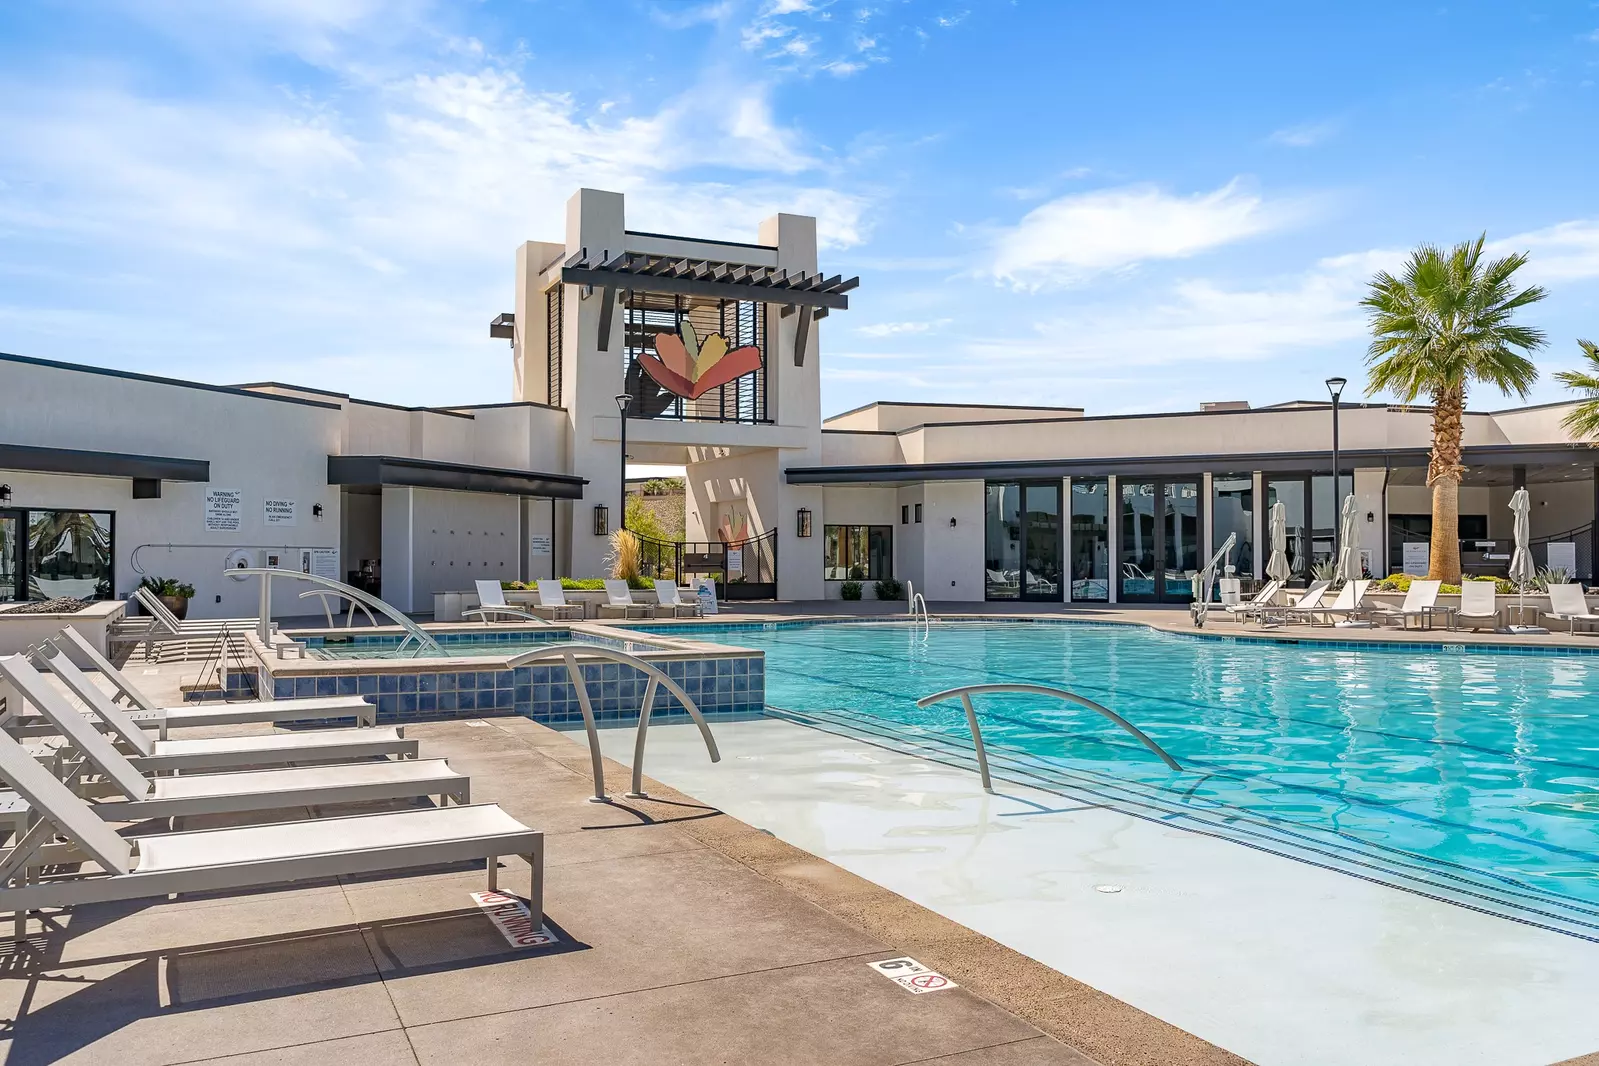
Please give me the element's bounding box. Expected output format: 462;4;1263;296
298;588;380;629
916;682;1182;791
226;568;443;658
507;643;721;801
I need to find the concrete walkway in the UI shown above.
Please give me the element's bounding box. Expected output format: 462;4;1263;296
1;667;1243;1066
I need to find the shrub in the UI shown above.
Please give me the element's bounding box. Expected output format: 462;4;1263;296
558;577;654;591
607;529;641;583
1376;573;1412;592
1534;566;1573;591
140;576;196;599
874;578;903;600
840;580;862;601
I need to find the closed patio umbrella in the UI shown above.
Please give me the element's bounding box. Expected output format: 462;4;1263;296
1335;494;1362;583
1266;501;1291;582
1508;487;1542;633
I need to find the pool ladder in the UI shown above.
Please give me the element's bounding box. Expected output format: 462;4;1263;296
906;581;931;634
916;683;1182;792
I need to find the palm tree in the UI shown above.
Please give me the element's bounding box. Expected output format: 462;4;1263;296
1362;235;1547;583
1554;340;1599;439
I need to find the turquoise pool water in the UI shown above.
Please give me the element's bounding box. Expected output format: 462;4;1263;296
632;620;1599;932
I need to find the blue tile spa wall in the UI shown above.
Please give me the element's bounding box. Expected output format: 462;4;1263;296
267;655;765;725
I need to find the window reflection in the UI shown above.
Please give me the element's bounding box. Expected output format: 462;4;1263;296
25;510;114;600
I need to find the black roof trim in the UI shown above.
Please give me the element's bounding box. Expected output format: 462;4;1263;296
232;380;352;399
437;400;566;413
785;443;1597;485
625;229;778;253
821;428;899;436
348;398;475;420
0;442;209;483
328;455;585;499
0;352;342;410
825;399;1085;422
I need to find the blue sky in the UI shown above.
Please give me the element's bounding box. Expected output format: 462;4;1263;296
1;1;1596;418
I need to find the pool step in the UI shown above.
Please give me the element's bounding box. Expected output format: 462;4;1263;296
769;705;1599;944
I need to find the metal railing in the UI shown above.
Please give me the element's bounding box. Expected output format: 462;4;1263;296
190;622;258;702
227;568;443;658
915;683;1182;792
906;581;930;633
507;643;720;801
298;589;379;629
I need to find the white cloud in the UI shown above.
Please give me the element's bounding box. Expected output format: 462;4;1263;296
857;318;952;337
1490;220;1599;282
1269;119;1340;147
988;179;1303;287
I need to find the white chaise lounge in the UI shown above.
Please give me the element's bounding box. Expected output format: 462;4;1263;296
1456;581;1502;631
652;582;702;618
534;580;585;621
1370;579;1441;629
463;580;550;625
0;656;418;773
1543;583;1599;634
11;661;468;821
0;728;542;941
598;580;654;620
1221;579;1282;623
41;635;377;736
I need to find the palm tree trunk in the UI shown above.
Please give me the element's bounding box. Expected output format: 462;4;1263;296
1427;384;1466;584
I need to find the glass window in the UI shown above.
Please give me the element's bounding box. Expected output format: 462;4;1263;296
1163;481;1200;603
1264;476;1308;579
1069;478;1109;601
0;513;19;601
1119;481;1157;600
25;510;114;600
985;484;1021;599
823;525;892;581
1211;475;1254;583
914;503;922;523
901;505;909;525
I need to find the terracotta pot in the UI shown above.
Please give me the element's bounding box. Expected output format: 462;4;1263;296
160;594;190;621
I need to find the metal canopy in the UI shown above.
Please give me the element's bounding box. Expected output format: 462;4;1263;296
0;442;209;483
328;455;586;499
560;250;857;311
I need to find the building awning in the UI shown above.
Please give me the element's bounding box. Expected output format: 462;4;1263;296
560;249;857;311
0;442;209;483
328;455;586;499
786;444;1599;486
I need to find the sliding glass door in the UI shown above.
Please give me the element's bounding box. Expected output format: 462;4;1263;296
0;512;18;602
985;481;1062;601
1118;479;1202;602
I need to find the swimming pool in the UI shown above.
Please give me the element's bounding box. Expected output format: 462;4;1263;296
300;630;656;659
626;619;1599;936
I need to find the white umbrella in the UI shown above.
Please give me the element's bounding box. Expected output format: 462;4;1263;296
1335;494;1362;582
1266;501;1291;582
1509;488;1535;589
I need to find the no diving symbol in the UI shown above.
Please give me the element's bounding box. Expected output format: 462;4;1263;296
868;956;959;995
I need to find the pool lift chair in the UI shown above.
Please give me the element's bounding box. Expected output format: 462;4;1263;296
1189;533;1238;628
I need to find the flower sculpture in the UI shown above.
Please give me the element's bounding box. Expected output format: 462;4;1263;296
638;321;762;400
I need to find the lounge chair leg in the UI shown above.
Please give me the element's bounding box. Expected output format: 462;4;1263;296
528;837;545;926
486;855;498;891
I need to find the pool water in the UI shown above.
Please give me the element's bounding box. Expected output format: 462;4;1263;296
302;630;658;659
631;620;1599;932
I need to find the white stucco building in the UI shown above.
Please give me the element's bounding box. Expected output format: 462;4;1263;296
2;187;1595;616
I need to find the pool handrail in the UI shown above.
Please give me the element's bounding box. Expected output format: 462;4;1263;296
226;567;443;658
915;682;1182;791
298;588;380;630
506;643;721;801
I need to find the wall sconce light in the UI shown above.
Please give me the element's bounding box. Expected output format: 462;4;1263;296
593;504;609;536
949;516;958;528
0;484;10;504
1366;511;1374;523
797;507;813;538
311;503;324;520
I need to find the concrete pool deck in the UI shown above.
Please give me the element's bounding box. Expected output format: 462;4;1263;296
591;717;1599;1066
2;665;1243;1066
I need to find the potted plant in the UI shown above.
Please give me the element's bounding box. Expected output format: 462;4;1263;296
140;576;196;620
840;580;862;601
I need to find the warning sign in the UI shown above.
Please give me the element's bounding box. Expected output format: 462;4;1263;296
868;956;958;994
470;890;558;949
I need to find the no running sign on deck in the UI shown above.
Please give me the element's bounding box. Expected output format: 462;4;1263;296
868;956;959;994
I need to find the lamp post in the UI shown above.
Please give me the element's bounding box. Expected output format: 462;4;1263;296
1326;375;1347;565
615;393;632;531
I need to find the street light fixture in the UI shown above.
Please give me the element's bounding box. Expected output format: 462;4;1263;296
615;393;632;531
1326;376;1347;565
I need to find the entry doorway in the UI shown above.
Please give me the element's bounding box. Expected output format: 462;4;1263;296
1117;480;1201;603
985;482;1063;601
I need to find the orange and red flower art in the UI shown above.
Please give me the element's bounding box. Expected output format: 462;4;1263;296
637;322;761;400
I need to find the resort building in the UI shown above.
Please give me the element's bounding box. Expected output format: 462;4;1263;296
2;186;1596;615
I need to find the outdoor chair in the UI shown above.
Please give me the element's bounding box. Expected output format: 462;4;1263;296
1369;580;1442;630
1456;581;1502;631
7;658;467;822
597;580;654;620
534;580;585;621
1286;579;1371;626
107;588;254;661
1543;583;1599;634
1257;581;1329;626
0;656;418;774
0;726;542;943
653;582;703;618
1222;579;1282;623
39;634;377;737
462;580;551;625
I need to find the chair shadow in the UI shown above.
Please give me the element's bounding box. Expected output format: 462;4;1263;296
0;892;584;1066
